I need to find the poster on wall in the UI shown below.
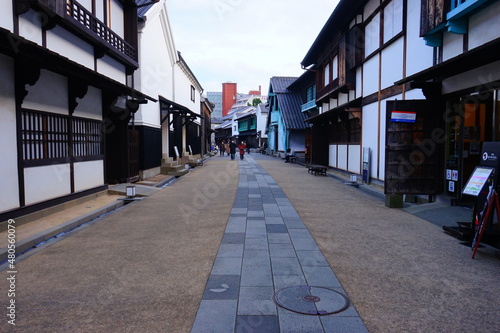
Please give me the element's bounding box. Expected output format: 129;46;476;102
390;111;417;123
462;167;494;196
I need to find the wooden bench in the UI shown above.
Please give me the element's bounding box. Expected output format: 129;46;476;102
308;164;327;176
289;156;297;163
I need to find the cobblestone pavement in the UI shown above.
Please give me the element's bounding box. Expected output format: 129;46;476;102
191;155;367;332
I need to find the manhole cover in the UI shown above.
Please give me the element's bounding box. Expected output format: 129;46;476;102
273;285;349;315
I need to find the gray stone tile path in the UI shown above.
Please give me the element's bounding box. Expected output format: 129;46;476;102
191;155;368;333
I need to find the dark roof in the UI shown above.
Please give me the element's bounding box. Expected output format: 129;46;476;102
136;0;159;18
270;76;298;94
301;0;367;67
276;93;307;130
269;77;306;130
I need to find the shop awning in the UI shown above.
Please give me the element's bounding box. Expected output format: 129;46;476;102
160;97;201;125
395;36;500;85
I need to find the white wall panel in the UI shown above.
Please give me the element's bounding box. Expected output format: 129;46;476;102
442;32;463;62
348;145;361;174
365;13;380;56
0;0;13;31
73;86;103;120
18;10;43;45
405;1;433;77
110;0;125;38
381;38;404;89
0;55;20;212
97;55;126;84
362;102;380;180
46;26;94;70
356;67;362;98
24;165;71;205
329;145;337;168
363;55;379;96
23;70;68;115
468;1;500;49
74;161;104;192
338;145;348;170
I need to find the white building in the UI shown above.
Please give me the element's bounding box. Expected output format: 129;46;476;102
302;0;500;205
0;0;152;219
134;0;204;179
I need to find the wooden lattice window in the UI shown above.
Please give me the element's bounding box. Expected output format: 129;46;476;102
21;110;103;164
22;110;69;160
72;118;102;157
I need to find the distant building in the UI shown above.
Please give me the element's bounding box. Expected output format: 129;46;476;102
206;91;222;118
222;82;238;117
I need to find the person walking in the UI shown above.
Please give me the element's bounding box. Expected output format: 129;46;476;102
219;142;225;156
238;141;246;160
229;140;236;160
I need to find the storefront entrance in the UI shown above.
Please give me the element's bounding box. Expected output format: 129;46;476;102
445;90;500;202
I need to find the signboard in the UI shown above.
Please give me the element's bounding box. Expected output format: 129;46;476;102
174;146;180;157
362;147;370;184
462;167;494;196
390;111;416;123
188;145;193;155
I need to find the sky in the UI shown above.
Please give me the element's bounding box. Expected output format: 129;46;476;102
167;0;341;95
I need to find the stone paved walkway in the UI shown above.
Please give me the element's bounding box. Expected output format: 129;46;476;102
191;155;368;332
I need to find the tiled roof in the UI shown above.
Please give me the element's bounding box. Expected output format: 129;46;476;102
270;76;298;94
269;76;306;129
136;0;157;18
276;93;307;130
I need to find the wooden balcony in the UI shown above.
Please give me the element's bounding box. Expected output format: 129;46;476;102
14;0;138;68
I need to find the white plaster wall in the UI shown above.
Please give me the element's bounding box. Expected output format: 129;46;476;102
362;102;380;180
365;13;381;56
78;0;92;9
469;1;500;49
329;145;337;167
363;55;379;96
74;160;104;192
96;55;126;84
348;145;361;173
0;0;13;31
356;67;362;98
381;37;404;89
405;0;434;77
442;32;463;62
73;86;103;120
135;8;176;128
0;55;20;212
338;93;348;106
174;65;201;119
110;0;125;38
18;10;43;45
257;111;268;139
442;60;500;94
23;70;68;115
24;164;71;205
46;26;94;70
338;145;348;170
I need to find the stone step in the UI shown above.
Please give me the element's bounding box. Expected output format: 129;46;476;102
161;160;178;168
160;164;185;174
168;168;189;177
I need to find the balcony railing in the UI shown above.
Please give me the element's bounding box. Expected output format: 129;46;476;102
301;100;317;112
66;0;137;61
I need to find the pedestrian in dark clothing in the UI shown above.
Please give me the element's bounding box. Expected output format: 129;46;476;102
238;142;246;160
220;142;225;156
229;140;236;160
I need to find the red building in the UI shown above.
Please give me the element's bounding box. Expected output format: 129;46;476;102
222;82;237;117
